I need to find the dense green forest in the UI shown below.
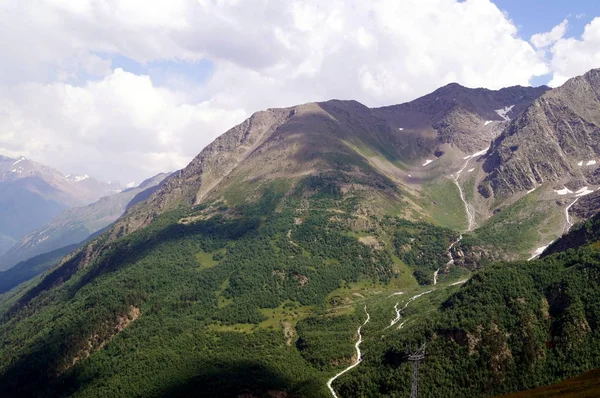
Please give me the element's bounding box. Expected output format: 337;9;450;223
391;218;458;284
336;245;600;397
0;180;404;397
1;174;600;398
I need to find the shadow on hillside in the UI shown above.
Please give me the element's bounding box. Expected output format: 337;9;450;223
0;353;314;398
8;214;261;316
159;360;316;398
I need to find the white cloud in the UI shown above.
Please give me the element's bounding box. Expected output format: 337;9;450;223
0;0;564;182
546;17;600;87
0;69;247;181
531;19;568;49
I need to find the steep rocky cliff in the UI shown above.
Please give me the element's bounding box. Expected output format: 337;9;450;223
480;69;600;199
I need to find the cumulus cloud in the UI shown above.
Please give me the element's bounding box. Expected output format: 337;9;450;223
0;69;247;181
531;19;568;49
546;17;600;86
0;0;578;183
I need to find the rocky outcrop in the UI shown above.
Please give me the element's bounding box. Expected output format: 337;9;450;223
64;306;141;372
374;83;549;154
108;107;295;238
480;69;600;199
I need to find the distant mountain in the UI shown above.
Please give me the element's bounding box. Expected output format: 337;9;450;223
0;155;124;258
0;173;169;271
0;155;123;204
0;176;71;256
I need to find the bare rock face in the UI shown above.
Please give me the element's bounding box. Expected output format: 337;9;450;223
373;83;549;154
113;85;548;240
35;80;549;283
109;107;295;238
480;69;600;199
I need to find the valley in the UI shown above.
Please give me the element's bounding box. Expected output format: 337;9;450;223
1;69;600;398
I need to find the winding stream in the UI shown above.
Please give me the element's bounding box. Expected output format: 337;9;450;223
327;306;371;398
445;234;463;267
564;197;579;233
452;148;488;232
452;160;475;231
386;291;434;330
443;147;490;275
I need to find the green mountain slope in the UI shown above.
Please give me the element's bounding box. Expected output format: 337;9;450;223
331;205;600;397
498;368;600;397
0;181;451;397
0;77;598;398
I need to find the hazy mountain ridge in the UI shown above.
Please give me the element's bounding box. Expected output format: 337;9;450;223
0;173;170;271
0;155;123;205
0;155;126;258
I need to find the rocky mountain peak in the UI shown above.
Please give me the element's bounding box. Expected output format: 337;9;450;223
479;70;600;199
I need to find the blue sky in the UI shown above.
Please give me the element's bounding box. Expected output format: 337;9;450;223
494;0;593;37
493;0;598;86
110;54;215;88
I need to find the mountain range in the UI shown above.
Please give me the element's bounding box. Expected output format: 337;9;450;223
0;172;170;272
0;155;124;258
1;69;600;398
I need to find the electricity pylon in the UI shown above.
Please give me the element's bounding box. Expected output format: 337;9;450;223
408;343;426;398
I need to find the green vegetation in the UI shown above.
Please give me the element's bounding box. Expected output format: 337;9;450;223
462;190;563;259
2;170;599;398
421;179;468;230
544;212;600;256
499;368;600;397
195;248;226;270
336;241;600;397
0;178;405;397
0;243;79;294
391;218;459;285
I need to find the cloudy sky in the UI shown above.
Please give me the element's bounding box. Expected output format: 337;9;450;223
1;0;599;184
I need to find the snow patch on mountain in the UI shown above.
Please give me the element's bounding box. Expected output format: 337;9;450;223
463;147;489;160
528;243;552;261
12;157;26;166
575;186;594;197
554;187;573;195
67;174;90;182
495;105;514;121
